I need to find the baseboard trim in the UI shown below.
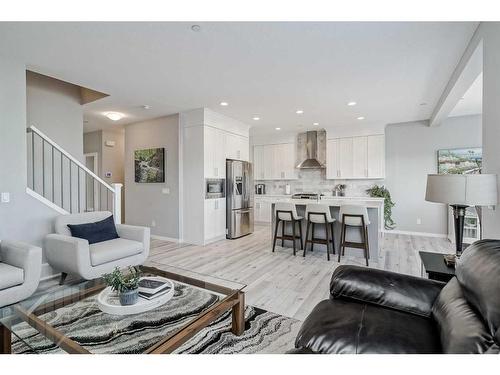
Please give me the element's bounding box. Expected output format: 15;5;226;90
383;229;448;239
151;235;181;243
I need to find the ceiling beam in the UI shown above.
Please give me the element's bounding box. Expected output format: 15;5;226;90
429;26;483;127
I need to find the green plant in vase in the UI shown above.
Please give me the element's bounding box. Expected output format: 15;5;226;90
366;185;396;230
103;266;141;306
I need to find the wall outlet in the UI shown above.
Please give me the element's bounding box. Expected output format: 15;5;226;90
1;192;10;203
162;187;170;194
151;220;156;227
416;218;422;225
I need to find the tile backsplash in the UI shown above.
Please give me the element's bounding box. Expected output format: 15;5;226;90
257;169;384;197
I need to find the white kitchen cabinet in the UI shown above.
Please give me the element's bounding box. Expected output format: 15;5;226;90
338;138;354;178
204;126;226;178
204;198;226;241
225;133;249;161
263;145;274;180
353;136;368;178
253;143;297;180
326;138;340;179
253;145;265;180
326;135;385;179
254;197;273;223
367;135;385;178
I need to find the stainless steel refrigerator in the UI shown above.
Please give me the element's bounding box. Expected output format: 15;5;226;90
226;159;254;239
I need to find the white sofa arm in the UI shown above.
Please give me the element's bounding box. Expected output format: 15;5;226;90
116;224;150;256
45;234;91;275
0;240;42;281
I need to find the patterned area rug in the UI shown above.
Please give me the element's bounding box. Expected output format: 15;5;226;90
11;282;300;354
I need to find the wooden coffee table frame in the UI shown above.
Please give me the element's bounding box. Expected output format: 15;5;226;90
0;265;245;354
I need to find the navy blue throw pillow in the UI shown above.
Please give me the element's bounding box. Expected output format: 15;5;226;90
67;215;119;244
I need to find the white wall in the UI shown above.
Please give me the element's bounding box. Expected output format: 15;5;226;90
480;23;500;239
0;60;86;278
0;59;58;275
385;115;482;235
124;115;180;239
27;71;84;161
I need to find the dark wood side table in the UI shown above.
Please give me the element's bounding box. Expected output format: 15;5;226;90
419;251;456;283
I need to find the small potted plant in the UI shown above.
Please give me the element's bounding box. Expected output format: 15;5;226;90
103;266;141;306
334;184;347;197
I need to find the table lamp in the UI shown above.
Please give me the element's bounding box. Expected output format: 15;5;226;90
425;174;497;257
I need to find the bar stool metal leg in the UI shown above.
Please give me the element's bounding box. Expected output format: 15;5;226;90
304;220;311;257
272;216;280;253
325;222;331;261
298;221;304;250
292;218;297;256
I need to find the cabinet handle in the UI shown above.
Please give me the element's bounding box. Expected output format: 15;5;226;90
237;150;241;159
214;167;218;177
365;169;368;177
281;171;285;179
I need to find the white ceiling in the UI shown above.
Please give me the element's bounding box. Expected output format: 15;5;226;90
0;22;478;134
449;72;482;118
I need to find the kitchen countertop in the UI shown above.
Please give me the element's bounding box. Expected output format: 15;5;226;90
255;195;384;208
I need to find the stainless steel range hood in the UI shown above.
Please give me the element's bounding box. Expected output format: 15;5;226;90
296;131;325;169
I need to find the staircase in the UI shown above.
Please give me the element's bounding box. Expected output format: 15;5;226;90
26;125;122;222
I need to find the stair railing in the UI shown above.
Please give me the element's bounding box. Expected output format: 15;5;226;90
26;125;122;223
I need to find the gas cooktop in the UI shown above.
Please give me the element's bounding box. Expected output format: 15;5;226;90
291;193;321;200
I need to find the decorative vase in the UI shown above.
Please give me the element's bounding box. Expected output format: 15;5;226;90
119;288;139;305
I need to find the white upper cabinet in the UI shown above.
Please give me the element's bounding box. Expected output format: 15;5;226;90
204;126;226;178
253;143;297;180
205;127;250;179
352;136;368;178
326;138;340;179
253;145;265;180
367;135;385;178
225;133;249;161
326;134;385;179
338;138;354;178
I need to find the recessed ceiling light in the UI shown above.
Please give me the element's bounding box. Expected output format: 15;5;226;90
347;101;357;106
252;116;260;121
191;25;201;32
220;101;229;106
142;105;151;110
296;110;304;114
275;127;281;130
419;102;427;106
313;122;319;126
357;116;365;120
105;112;124;121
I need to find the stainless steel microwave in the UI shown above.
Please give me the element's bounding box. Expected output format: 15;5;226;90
205;179;225;199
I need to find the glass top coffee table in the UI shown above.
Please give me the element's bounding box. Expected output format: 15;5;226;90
0;265;246;354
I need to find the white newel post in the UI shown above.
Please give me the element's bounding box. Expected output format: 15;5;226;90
112;183;123;224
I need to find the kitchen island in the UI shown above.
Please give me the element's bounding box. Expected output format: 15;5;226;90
268;197;384;259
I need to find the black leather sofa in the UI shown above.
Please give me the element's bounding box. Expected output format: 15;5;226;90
291;239;500;354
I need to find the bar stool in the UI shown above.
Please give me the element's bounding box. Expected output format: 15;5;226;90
304;203;336;261
272;202;303;256
338;204;370;266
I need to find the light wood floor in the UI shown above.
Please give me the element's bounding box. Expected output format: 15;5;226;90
146;224;454;321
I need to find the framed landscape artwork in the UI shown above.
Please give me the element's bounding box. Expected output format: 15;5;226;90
437;147;482;175
134;148;165;183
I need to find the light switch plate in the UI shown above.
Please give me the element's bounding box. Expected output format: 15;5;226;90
162;187;170;194
1;192;10;203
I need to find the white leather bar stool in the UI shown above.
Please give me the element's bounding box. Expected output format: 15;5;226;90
338;204;370;266
304;203;336;261
272;202;304;256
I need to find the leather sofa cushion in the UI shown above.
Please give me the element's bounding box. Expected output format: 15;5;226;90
456;239;500;337
432;277;494;353
0;262;24;290
295;298;441;354
89;238;143;266
330;265;444;317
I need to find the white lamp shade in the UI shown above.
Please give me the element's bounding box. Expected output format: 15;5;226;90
425;174;498;206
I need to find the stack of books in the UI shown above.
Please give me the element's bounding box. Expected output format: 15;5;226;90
138;277;172;300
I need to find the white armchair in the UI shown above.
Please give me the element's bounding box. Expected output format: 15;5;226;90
45;211;150;282
0;240;42;308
